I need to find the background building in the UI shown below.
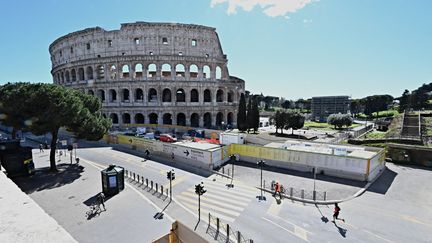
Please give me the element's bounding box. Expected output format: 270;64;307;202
311;96;350;122
49;22;245;129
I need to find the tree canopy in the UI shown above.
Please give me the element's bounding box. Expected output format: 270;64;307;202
327;113;353;129
272;110;305;135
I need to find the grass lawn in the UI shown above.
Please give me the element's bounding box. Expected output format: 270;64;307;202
303;121;361;131
363;131;387;139
357;109;399;119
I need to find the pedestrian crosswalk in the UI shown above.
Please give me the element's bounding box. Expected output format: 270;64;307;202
175;175;257;223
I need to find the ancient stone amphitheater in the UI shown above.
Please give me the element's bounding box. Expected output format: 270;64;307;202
49;22;245;129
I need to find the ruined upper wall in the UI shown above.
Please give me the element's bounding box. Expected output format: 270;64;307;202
49;22;226;67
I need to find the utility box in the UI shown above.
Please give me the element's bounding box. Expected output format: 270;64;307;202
101;164;124;197
0;140;33;177
219;132;245;145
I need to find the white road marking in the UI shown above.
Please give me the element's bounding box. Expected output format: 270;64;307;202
362;229;396;243
262;217;309;242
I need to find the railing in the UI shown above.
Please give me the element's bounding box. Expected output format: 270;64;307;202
263;180;327;201
207;213;253;243
124;169;169;199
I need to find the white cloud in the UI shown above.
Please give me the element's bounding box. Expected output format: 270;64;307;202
210;0;317;17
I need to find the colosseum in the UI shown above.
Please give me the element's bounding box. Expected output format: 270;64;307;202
49;22;245;129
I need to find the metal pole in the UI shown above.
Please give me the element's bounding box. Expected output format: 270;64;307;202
170;174;172;201
313;167;316;193
260;165;263;198
198;192;201;221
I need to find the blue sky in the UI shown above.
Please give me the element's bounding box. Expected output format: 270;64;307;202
0;0;431;99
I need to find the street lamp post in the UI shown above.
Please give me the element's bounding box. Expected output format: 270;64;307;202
195;182;206;221
256;160;266;201
167;170;175;201
227;154;236;188
312;167;316;200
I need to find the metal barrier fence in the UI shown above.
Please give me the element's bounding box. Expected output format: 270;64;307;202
263;180;327;201
208;213;253;243
124;169;168;197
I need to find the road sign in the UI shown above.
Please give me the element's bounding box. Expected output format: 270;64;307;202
61;140;67;146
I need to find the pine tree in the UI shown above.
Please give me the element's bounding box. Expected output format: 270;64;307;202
246;97;253;133
237;93;247;132
252;98;260;133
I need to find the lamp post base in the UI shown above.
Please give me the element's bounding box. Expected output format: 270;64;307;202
256;195;266;201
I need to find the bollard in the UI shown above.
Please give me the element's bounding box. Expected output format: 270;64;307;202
222;166;225;174
217;218;220;232
290;187;293;197
301;189;304;199
151;181;153;190
237;231;241;243
324;191;327;201
146;178;149;186
125;170;128;177
166;188;169;196
227;224;230;241
156;183;158;192
208;213;211;226
141;176;144;185
132;173;135;181
161;185;164;194
250;240;253;243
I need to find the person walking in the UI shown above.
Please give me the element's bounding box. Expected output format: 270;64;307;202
171;152;175;160
39;144;44;153
98;192;106;211
273;182;282;199
332;203;345;223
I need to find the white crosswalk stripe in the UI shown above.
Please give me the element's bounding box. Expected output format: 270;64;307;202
175;176;257;223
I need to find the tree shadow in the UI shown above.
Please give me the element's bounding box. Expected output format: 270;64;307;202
12;163;84;194
366;167;397;194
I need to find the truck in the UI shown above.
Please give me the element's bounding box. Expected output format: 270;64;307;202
219;132;245;145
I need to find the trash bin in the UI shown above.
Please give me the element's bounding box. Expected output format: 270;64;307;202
101;164;124;197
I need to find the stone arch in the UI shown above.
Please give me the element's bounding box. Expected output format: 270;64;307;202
147;64;157;77
97;89;105;101
96;65;104;80
163;113;172;125
176;89;185;102
134;63;143;78
135;113;145;124
109;89;117;102
135;88;144;101
65;70;70;82
216;89;224;102
177;113;186;126
216;112;224;127
162;88;172;102
71;69;77;81
161;63;171;78
203;65;211;79
190;89;199;102
110;65;117;79
78;68;85;81
227;112;234;125
204;89;211;102
88;90;94;96
122;113;131;124
175;64;185;77
121;64;130;78
191;113;199;127
190;64;198;78
61;72;64;83
148;88;157;102
228;90;234;102
122;89;130;102
203;112;212;128
110;113;119;124
149;113;158;124
86;66;94;80
216;66;222;79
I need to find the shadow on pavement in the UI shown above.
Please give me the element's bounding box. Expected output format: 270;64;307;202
334;222;347;238
366;167;397;194
12;163;84;194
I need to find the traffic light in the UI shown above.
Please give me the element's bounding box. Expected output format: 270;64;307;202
171;172;175;180
195;184;201;194
200;187;206;195
167;171;171;180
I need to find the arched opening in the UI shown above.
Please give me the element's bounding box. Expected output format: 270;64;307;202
216;89;224;102
134;63;143;78
121;65;129;78
163;113;172;125
109;89;117;102
190;89;199;102
228;91;234;102
204;89;211;102
65;71;70;82
191;113;199;127
175;64;185;77
96;65;104;80
177;113;186;126
110;65;117;79
216;66;222;79
227;112;234;125
162;88;171;102
204;112;212;128
176;89;185;102
148;88;157;102
161;64;171;78
135;88;144;101
88;90;94;96
135;113;144;124
102;114;107;118
147;64;156;77
122;89;130;102
149;113;158;124
122;113;131;124
78;68;85;81
61;72;64;83
86;66;94;80
71;69;77;81
98;89;105;101
216;112;224;127
110;113;119;124
190;64;198;78
203;65;211;79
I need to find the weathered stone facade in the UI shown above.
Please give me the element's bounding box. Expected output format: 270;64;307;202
49;22;245;128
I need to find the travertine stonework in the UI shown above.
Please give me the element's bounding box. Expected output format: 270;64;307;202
49;22;245;128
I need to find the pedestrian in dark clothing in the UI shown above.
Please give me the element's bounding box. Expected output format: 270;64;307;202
145;149;150;159
332;203;345;223
171;152;175;160
39;144;44;153
98;192;106;211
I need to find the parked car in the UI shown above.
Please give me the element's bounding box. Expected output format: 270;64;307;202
154;130;161;140
159;134;177;143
